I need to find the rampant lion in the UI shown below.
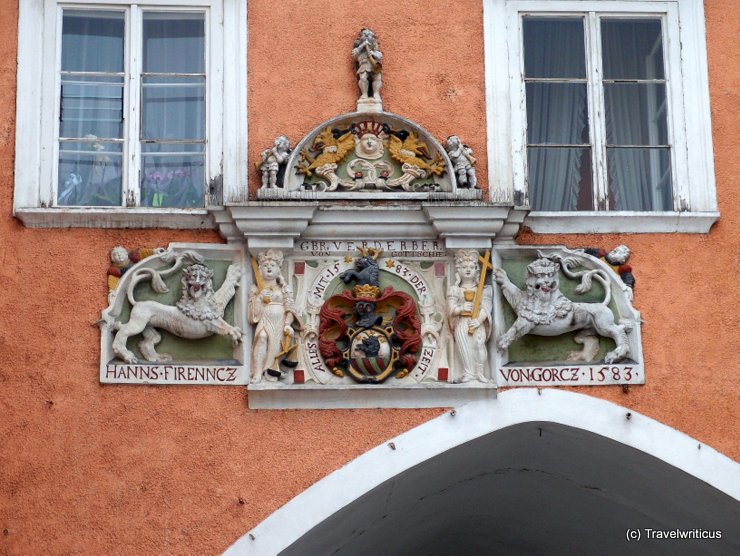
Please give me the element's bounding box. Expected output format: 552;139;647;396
112;255;243;364
494;254;630;364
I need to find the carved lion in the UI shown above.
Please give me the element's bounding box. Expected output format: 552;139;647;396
494;255;630;363
112;260;243;364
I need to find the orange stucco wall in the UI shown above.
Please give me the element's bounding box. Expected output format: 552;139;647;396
0;0;737;553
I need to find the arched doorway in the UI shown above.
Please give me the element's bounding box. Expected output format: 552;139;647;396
226;390;739;555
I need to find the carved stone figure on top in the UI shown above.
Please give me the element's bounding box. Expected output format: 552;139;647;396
248;250;300;383
494;253;630;363
445;135;477;189
352;28;382;101
447;250;493;383
257;135;291;189
111;251;243;364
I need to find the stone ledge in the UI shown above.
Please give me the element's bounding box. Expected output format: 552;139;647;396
247;383;497;409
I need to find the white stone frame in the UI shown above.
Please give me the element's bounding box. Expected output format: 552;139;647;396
14;0;248;228
225;388;740;555
484;0;719;233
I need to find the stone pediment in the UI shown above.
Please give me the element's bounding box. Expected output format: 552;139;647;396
254;27;483;202
258;112;481;201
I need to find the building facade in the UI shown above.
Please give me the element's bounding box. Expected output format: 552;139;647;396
1;0;738;553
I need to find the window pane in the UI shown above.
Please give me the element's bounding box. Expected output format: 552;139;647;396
527;83;589;144
58;141;122;206
523;17;585;79
605;83;668;145
143;13;205;74
607;147;672;210
60;76;124;139
62;11;125;73
141;77;205;141
601;19;665;80
528;147;593;211
141;145;204;208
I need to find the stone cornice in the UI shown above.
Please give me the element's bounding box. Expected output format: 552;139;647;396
211;202;529;250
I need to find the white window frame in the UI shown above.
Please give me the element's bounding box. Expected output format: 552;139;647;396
484;0;718;233
14;0;248;228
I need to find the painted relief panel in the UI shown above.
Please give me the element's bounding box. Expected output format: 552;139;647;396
492;246;643;387
100;244;248;384
267;242;455;386
98;242;644;402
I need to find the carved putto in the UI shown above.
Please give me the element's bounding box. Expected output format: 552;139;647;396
445;135;477;189
248;249;300;383
257;135;291;189
584;244;635;300
447;250;493;383
107;245;163;304
494;252;630;363
111;251;243;364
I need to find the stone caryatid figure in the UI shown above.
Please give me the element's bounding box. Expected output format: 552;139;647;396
447;250;493;383
258;135;291;189
446;135;477;189
352;28;382;102
248;250;299;383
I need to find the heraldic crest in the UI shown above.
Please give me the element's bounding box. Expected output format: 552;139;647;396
318;248;422;383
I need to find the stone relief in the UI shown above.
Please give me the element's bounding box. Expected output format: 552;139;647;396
110;250;243;364
494;251;630;364
295;121;445;193
99;241;644;396
447;250;493;383
248;250;300;383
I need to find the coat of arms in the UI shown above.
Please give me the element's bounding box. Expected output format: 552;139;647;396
318;248;422;383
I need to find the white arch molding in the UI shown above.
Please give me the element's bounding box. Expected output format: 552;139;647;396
225;389;739;555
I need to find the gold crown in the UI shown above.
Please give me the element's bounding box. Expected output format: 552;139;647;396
353;284;381;300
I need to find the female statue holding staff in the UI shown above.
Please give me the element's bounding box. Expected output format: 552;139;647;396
447;250;493;383
248;250;298;383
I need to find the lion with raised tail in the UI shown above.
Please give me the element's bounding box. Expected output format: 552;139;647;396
112;254;243;364
494;254;630;364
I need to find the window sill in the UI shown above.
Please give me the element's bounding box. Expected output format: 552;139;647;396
14;207;215;229
524;211;720;234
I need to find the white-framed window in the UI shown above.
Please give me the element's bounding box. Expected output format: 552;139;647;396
14;0;247;228
484;0;718;233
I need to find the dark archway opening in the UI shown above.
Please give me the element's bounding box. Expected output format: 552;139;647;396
284;422;738;555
